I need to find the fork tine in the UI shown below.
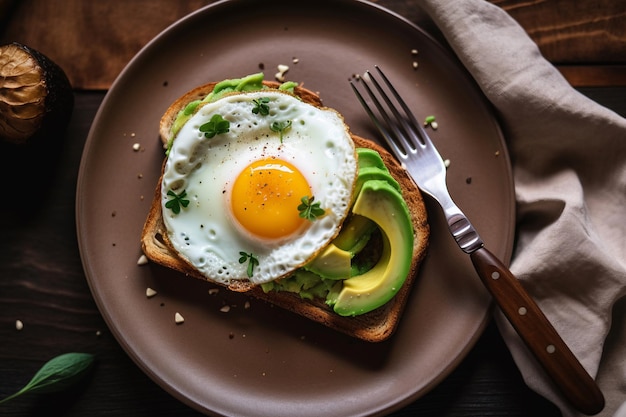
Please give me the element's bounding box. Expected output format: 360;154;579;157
363;70;416;157
350;76;409;158
372;66;427;146
349;80;396;151
356;72;413;156
377;67;445;158
352;66;434;161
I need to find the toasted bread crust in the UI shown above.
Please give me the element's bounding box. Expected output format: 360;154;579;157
141;80;429;342
158;81;322;146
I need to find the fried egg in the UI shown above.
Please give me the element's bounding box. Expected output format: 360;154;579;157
161;90;357;285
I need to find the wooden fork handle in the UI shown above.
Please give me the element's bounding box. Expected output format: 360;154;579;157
470;247;605;415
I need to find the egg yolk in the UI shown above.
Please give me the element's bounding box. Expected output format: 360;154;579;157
231;158;311;240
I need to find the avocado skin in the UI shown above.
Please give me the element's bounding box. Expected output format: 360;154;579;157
332;179;414;316
0;42;74;145
30;43;74;143
0;42;74;215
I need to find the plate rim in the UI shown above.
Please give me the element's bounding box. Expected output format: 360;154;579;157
76;0;515;415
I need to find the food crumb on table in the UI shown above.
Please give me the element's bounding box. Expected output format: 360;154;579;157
175;312;185;324
275;64;289;82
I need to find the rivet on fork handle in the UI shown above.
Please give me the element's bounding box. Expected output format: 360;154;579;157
471;247;605;415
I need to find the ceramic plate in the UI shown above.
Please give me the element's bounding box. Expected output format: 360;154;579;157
77;1;515;415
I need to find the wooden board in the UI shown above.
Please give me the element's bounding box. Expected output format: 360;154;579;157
1;0;624;88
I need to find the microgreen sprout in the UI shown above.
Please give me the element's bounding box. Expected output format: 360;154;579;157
270;120;292;143
165;189;190;214
199;114;230;138
424;115;438;129
298;196;325;221
252;97;271;116
238;252;259;278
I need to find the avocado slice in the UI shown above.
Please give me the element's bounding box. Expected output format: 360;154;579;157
305;214;378;279
353;148;400;202
332;214;377;253
304;243;352;279
354;166;401;197
333;180;414;316
306;148;398;280
356;147;388;170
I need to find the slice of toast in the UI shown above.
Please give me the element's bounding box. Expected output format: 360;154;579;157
141;80;429;342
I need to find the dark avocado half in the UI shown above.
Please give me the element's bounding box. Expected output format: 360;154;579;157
0;42;74;215
0;41;74;145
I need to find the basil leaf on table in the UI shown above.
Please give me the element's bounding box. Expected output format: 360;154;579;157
0;352;95;404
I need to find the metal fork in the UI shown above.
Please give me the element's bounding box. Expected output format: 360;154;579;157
350;66;604;416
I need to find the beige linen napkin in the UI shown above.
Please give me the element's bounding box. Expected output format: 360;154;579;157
416;0;626;415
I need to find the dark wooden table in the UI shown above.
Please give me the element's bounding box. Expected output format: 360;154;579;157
1;1;624;416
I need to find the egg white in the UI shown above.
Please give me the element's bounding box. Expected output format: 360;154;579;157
161;91;357;285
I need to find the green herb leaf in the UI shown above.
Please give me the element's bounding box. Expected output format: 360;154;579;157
199;114;230;138
423;115;436;126
270;120;292;143
238;251;259;278
252;97;270;116
0;353;95;404
298;196;325;221
165;189;190;214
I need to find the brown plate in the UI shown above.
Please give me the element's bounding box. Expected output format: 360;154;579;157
76;0;515;416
